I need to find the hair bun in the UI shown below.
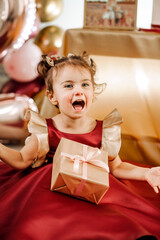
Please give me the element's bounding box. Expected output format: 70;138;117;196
37;55;53;78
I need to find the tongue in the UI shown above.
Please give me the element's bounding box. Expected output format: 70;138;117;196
73;104;83;111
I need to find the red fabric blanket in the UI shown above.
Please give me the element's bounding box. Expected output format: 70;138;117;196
0;162;160;240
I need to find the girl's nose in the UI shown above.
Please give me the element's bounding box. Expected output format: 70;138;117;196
75;91;84;96
74;86;84;96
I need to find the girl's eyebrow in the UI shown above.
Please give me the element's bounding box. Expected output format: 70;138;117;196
60;79;92;85
60;80;73;85
83;79;92;82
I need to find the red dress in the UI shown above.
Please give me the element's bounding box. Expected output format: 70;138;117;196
0;116;160;240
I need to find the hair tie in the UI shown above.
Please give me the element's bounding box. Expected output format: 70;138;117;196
67;53;74;58
82;51;93;66
46;56;54;67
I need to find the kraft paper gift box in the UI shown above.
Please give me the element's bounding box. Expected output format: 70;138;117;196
50;137;109;204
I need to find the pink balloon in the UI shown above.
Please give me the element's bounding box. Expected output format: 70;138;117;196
3;40;42;82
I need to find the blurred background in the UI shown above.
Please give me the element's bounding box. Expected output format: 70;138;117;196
0;0;155;88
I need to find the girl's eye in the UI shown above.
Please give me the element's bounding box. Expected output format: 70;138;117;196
82;83;90;87
64;84;73;88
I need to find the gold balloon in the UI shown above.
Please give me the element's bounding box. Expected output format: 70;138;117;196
34;25;64;54
36;0;63;22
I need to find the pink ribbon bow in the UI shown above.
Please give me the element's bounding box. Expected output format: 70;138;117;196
61;145;109;196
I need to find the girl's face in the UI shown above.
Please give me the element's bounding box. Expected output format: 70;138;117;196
49;65;94;119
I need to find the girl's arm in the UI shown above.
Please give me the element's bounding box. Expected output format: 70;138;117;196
109;155;160;193
0;134;38;170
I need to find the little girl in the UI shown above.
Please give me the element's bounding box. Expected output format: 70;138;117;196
102;0;117;26
0;52;160;240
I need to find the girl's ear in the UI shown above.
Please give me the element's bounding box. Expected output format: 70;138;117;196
46;90;58;106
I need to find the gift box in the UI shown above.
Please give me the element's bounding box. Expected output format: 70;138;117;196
50;137;109;204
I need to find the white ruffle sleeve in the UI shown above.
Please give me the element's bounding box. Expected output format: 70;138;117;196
25;109;50;168
101;109;123;159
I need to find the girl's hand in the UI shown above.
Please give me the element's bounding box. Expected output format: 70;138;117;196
145;167;160;193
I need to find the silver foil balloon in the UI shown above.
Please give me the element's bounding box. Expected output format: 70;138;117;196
0;0;36;62
0;93;38;142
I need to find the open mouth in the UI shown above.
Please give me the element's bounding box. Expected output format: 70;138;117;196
72;100;85;112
